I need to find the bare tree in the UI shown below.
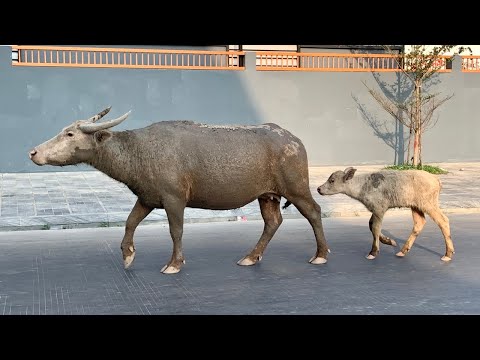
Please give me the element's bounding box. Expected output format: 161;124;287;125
363;45;470;166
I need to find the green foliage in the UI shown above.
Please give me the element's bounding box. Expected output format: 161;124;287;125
391;45;472;81
384;164;448;174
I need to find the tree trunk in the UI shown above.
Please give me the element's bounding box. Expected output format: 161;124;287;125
418;129;423;167
412;130;420;166
398;120;405;165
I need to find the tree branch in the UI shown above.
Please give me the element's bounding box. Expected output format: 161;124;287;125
361;80;412;128
421;93;454;130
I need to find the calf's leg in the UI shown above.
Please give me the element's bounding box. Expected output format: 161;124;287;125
238;197;283;266
121;199;153;269
367;213;385;259
396;208;426;258
369;214;397;247
426;207;455;261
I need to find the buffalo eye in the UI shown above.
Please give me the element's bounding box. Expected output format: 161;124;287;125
67;132;74;137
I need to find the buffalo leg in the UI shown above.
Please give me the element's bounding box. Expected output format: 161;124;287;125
161;198;186;274
237;197;283;266
369;214;397;247
287;195;329;264
121;199;153;269
367;213;384;259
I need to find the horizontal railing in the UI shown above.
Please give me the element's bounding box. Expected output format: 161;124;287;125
256;52;452;72
461;56;480;72
256;52;400;71
13;46;474;73
403;56;452;72
11;45;245;70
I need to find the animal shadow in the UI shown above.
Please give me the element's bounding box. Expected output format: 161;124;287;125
382;230;444;258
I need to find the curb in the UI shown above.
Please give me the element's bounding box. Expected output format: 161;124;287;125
1;207;479;232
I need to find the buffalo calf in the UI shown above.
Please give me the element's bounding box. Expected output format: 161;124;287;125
317;167;454;262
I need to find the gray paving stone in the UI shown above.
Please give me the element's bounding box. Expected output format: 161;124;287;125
1;162;480;231
1;214;480;314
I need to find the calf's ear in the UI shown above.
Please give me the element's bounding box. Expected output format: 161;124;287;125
94;130;113;144
343;167;357;181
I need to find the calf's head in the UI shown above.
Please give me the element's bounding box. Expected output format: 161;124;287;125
317;167;357;195
29;106;130;166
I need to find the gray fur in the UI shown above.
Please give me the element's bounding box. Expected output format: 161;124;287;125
29;107;330;273
317;167;455;262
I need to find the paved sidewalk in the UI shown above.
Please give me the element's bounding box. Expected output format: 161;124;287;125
1;162;480;231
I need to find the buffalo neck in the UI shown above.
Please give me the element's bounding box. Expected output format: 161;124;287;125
87;131;141;186
343;174;369;201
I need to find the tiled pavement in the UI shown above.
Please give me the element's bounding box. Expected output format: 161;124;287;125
3;213;480;315
1;162;480;231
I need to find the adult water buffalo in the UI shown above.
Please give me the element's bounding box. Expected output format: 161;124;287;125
29;107;329;274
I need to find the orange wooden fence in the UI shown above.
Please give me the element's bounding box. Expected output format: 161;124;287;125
461;56;480;72
12;46;475;73
11;45;245;70
256;52;452;72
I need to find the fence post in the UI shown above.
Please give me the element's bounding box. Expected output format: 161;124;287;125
11;46;19;64
451;54;462;73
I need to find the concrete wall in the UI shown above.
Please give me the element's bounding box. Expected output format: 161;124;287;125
1;46;479;173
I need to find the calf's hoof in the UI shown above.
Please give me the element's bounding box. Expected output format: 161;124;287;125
365;254;376;260
395;251;406;257
309;256;327;265
237;255;262;266
389;239;397;247
441;256;452;262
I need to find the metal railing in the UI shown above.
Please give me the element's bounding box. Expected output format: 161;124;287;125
11;45;245;70
461;56;480;72
256;52;452;72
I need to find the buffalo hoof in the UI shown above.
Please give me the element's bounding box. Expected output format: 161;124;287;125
161;264;181;274
441;256;452;262
237;256;261;266
123;246;135;269
395;251;406;257
124;252;135;269
365;254;376;260
309;256;327;265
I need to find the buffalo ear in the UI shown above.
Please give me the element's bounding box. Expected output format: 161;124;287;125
94;130;112;144
343;167;357;181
